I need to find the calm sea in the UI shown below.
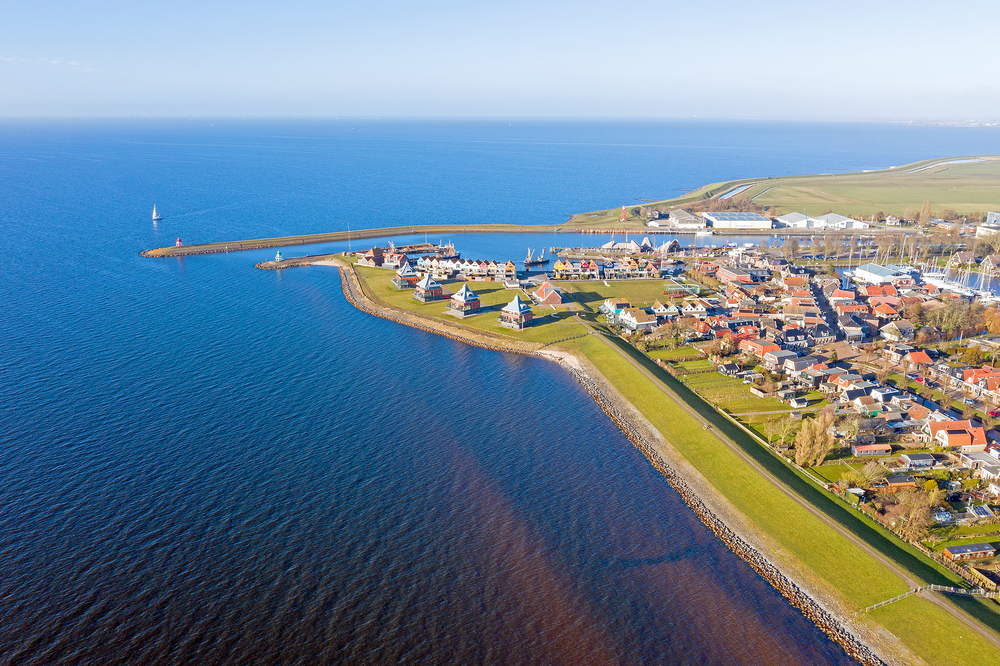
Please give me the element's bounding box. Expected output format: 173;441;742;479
3;120;1000;665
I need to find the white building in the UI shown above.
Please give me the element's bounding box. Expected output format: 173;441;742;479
977;224;1000;239
702;212;773;229
668;209;705;229
776;211;868;229
776;212;809;228
854;263;917;285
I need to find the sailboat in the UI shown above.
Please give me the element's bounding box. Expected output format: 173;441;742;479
152;205;162;221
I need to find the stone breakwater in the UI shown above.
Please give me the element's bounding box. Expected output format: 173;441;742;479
327;258;888;666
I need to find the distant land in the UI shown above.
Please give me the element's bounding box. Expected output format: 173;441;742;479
568;156;1000;228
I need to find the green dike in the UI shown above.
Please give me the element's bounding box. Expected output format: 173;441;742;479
601;336;1000;634
869;595;1000;664
562;334;1000;663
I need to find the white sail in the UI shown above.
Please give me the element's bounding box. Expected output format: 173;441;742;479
152;205;162;221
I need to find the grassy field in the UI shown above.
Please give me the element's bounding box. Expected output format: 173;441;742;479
556;279;699;311
561;333;1000;662
565;156;1000;225
354;265;588;345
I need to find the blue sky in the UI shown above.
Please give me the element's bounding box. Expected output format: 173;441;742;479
2;0;998;119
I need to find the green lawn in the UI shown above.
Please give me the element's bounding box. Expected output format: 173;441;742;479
558;280;699;311
869;594;1000;665
354;265;588;345
809;464;857;484
647;346;701;360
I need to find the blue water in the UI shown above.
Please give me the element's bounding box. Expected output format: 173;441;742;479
4;119;1000;665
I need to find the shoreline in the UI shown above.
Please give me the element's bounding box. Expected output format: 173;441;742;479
324;255;899;666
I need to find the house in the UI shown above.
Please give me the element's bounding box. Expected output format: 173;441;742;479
871;387;900;403
883;475;917;491
356;247;384;267
981;254;1000;276
948;251;977;268
838;315;866;342
872;302;899;321
904;350;933;370
763;349;799;371
806;323;836;345
852;441;892;457
498;295;533;330
718;363;741;376
449;284;481;316
619;308;658;333
532;281;564;305
900;453;936;469
776;328;810;349
413;274;444;302
880;319;915;342
739;338;781;359
392;261;420;289
928;420;987;453
943;543;996;561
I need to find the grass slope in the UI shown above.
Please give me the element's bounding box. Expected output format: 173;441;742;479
566;156;1000;225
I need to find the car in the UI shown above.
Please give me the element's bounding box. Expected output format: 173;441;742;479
988;410;1000;417
964;399;976;406
915;377;924;383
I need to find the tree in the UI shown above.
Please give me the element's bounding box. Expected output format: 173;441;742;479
875;366;892;385
924;479;938;492
776;415;800;447
829;351;839;364
762;417;781;445
794;411;837;467
842;461;888;489
919;200;933;225
962;404;977;421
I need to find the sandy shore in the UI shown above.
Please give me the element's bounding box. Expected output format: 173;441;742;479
322;257;914;666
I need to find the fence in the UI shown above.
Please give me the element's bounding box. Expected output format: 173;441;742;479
865;584;1000;612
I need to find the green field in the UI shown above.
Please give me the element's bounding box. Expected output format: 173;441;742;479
354;265;588;345
567;156;1000;226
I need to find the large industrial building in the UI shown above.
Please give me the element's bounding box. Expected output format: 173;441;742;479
701;212;773;229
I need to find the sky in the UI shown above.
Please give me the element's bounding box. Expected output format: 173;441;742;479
2;0;998;120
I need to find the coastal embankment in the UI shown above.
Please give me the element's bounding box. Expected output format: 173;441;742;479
323;255;893;665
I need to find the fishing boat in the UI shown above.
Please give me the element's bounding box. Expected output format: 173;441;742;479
524;247;550;268
435;241;460;260
152;205;162;221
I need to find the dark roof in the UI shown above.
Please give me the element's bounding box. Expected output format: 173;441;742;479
885;475;916;484
901;453;935;462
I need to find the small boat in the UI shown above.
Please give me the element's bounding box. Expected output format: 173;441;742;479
695;229;713;236
152;205;162;221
